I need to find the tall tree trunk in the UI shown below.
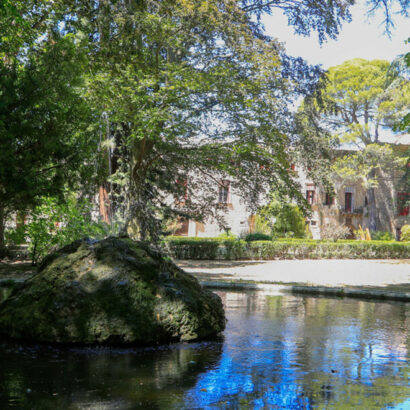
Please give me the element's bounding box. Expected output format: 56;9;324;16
0;205;6;257
367;169;378;232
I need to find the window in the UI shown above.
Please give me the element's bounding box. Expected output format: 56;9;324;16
175;218;189;236
306;190;315;205
364;196;368;206
397;192;409;216
345;192;353;213
324;193;334;205
218;180;230;204
310;220;317;226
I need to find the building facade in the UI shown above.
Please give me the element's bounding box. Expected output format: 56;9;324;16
174;144;409;239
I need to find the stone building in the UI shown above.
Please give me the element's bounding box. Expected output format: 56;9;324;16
174;180;253;238
12;142;406;240
174;137;409;239
295;136;410;239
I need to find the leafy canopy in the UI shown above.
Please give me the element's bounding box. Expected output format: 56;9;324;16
55;0;322;239
0;36;95;214
300;58;409;230
321;59;409;146
1;0;408;243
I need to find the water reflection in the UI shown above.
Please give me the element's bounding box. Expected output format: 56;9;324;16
184;292;409;409
0;291;408;409
0;341;223;409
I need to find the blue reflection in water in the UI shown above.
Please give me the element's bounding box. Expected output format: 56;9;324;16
389;397;410;409
0;291;408;409
183;292;409;409
185;325;313;408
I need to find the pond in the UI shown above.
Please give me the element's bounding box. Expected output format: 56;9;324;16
0;290;409;409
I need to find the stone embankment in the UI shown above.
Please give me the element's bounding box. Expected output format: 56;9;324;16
177;259;410;302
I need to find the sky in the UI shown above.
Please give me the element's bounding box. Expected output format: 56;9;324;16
262;1;409;69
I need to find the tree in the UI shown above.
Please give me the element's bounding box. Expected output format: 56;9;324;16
392;39;410;133
21;196;109;265
240;0;409;42
302;58;409;231
256;194;307;237
0;31;96;251
55;1;410;240
1;0;408;248
51;0;322;241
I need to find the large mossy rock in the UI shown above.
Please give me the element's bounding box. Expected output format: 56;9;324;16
0;237;225;344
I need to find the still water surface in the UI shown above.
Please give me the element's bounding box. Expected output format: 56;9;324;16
0;291;409;409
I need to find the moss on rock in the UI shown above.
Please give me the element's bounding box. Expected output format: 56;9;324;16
0;237;225;344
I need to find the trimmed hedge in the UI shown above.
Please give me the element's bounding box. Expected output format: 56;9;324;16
245;232;272;242
164;237;410;260
164;237;248;260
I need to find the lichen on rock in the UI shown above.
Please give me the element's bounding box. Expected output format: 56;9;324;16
0;237;225;344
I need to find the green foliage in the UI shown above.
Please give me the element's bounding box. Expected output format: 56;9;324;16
23;197;110;264
0;3;99;250
1;1;407;246
323;59;409;146
245;233;272;242
47;0;335;242
223;239;249;260
165;237;410;260
305;223;313;239
165;236;248;260
371;231;394;241
302;58;410;231
400;225;410;241
257;197;306;238
0;1;51;59
390;47;410;133
253;215;273;236
0;37;95;209
274;205;307;238
217;231;236;240
0;34;97;251
332;144;405;189
4;225;26;246
165;237;225;260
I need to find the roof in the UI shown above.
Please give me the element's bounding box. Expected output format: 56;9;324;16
391;134;410;146
379;134;410;146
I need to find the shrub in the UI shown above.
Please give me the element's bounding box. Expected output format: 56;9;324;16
223;239;248;259
401;225;410;242
217;231;236;239
5;225;27;245
254;215;273;235
164;237;223;259
164;237;410;260
256;196;306;238
320;220;351;241
272;204;306;238
371;231;394;241
245;232;272;242
23;196;111;264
